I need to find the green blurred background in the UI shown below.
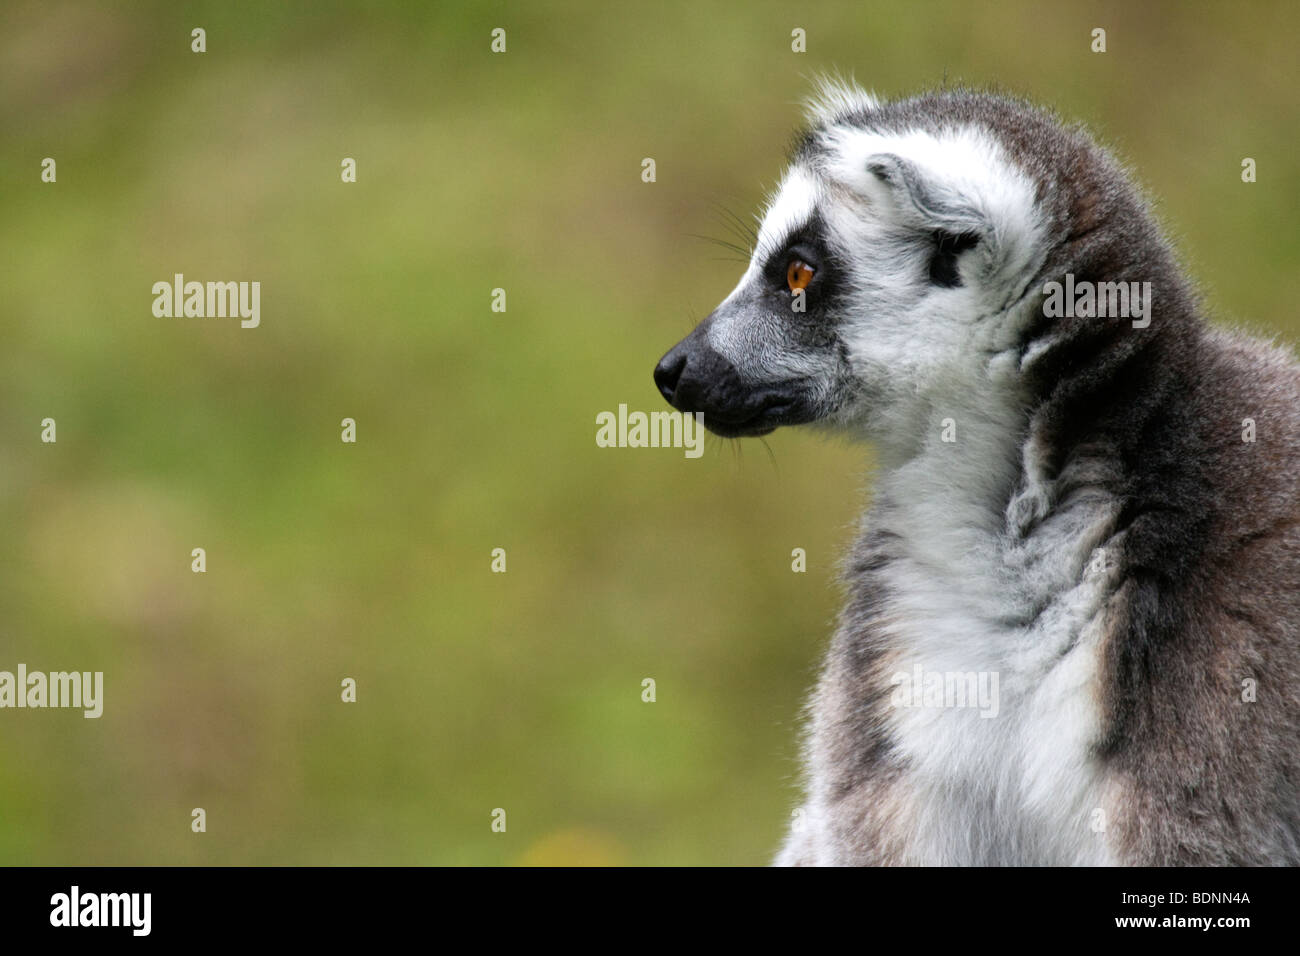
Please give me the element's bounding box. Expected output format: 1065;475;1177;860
1;0;1296;865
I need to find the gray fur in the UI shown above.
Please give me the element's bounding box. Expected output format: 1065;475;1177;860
655;84;1300;866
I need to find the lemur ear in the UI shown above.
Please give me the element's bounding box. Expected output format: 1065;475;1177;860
865;153;991;239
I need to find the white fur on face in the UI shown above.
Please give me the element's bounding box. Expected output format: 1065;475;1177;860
706;167;825;380
827;127;1044;431
704;118;1049;415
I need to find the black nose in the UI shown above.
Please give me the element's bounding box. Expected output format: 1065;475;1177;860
654;349;687;404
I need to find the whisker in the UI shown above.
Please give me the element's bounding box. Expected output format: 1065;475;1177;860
718;204;759;248
707;199;759;252
687;233;753;259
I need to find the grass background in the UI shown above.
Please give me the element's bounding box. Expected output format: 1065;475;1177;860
0;0;1296;864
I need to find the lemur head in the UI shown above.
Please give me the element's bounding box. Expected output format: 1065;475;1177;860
655;81;1167;443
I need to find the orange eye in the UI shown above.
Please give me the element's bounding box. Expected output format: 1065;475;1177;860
787;259;815;293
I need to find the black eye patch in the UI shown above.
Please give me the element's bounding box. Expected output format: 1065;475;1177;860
761;210;831;284
929;230;980;287
764;240;821;288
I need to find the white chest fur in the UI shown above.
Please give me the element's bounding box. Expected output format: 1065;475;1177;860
860;411;1122;865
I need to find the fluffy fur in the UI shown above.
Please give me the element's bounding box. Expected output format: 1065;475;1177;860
654;82;1300;865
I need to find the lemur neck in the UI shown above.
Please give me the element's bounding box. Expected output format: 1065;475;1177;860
871;346;1033;511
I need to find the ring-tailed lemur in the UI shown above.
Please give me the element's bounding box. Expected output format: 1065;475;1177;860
654;82;1300;865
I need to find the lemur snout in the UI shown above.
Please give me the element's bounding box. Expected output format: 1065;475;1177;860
654;333;744;421
652;348;687;404
655;329;807;438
